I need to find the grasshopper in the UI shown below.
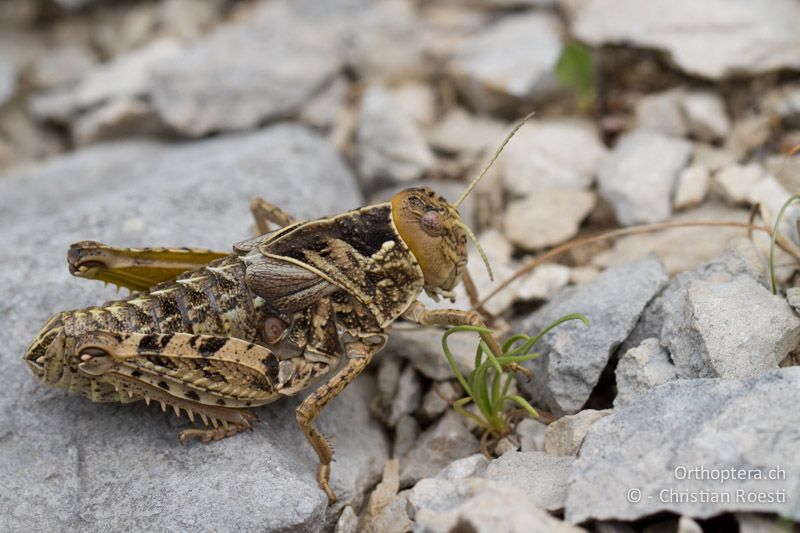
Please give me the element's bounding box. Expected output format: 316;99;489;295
23;116;530;503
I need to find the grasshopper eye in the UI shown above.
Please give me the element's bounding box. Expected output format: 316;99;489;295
421;210;443;236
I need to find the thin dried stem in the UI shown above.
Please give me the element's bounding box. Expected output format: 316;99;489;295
473;219;800;311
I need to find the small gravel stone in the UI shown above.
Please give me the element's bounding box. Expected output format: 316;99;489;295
388;364;423;426
680;91;731;141
516;418;548;452
357;84;436;187
519;255;668;415
503;188;596;250
1;58;19;109
449;13;564;112
31;44;97;89
30;38;182;124
543;410;612;456
420;381;462;421
483;451;574;511
399;411;480;487
500;119;607;195
436;454;490;481
683;276;800;378
382;326;474;381
390;81;436;126
713;163;765;205
598;130;692;226
566;368;800;523
673;164;710;210
393;414;421;460
516;263;572;301
725;113;772;157
426;108;507;155
334;506;359;533
415;479;585;533
614;338;677;408
634;88;688;137
149;3;340;136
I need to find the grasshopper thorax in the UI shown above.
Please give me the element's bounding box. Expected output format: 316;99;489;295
391;187;467;299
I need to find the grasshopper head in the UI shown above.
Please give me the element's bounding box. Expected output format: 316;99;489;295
389;113;533;301
391;187;469;299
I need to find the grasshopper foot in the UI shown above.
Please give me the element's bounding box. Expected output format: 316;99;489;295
178;419;253;444
317;464;337;504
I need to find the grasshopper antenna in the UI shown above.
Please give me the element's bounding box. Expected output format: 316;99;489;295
454;111;535;208
453;111;534;282
455;219;494;281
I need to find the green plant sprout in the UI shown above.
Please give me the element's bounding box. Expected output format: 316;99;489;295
440;313;589;448
768;144;800;294
555;41;596;107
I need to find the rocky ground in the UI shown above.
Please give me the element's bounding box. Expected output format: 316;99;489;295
1;0;799;532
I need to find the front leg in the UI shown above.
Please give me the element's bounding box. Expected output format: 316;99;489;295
295;340;381;504
401;301;532;380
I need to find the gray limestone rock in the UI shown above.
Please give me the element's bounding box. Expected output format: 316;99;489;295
449;13;564;112
519;255;668;415
566;368;800;523
483;451;574;511
415;479;586;533
357;84;435;187
399;411;480;487
149;3;341;136
614;338;677;408
598;130;692;226
0;124;390;532
627;238;797;380
569;0;800;80
543;409;612;456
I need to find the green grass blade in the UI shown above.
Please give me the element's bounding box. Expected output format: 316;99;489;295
506;394;540;419
769;195;800;294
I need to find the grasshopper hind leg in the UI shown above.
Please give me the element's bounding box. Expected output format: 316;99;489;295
68;241;228;291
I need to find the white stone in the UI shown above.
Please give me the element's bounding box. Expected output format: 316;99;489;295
149;3;341;136
693;144;738;172
0;57;17;109
516;418;548;452
569;0;800;80
614;338;677;408
634;89;687;137
427;108;508;155
415;479;585;533
597;130;692;226
504;188;596;250
713;163;765;205
725;113;772;157
593;204;753;276
673;164;710;210
501;119;607;196
449;13;564;111
543;409;612;456
358;84;436;187
516;263;572;301
390;82;436;127
686;276;800;378
34;38;182;123
680;91;731;141
31;44;97;89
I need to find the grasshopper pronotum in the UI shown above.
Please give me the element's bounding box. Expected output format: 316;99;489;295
23;115;531;503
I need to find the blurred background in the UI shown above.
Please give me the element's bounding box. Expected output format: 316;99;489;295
2;3;800;531
2;0;800;242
